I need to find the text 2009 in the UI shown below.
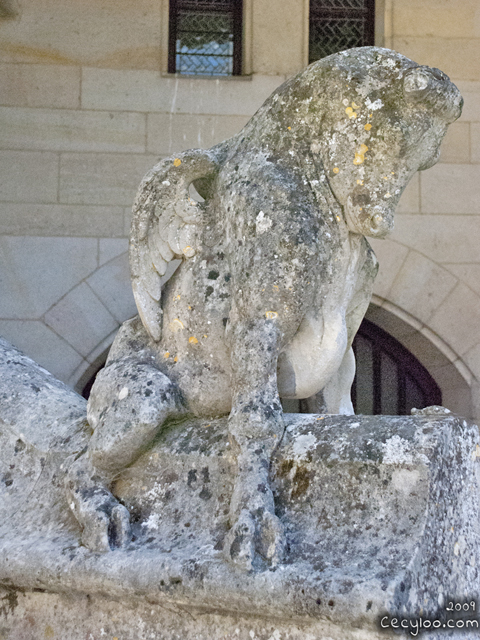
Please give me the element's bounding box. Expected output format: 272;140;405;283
446;601;476;612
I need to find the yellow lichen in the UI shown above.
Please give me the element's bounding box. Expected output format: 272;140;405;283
333;167;340;174
164;351;170;358
356;179;364;185
364;123;372;131
189;336;198;344
345;107;357;119
353;143;369;165
351;102;360;109
173;158;181;167
287;126;291;130
174;356;178;363
265;311;278;320
183;246;195;257
169;318;184;332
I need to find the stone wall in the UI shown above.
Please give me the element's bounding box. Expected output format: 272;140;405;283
0;0;479;419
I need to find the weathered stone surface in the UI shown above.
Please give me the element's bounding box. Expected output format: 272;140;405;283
1;339;479;638
77;46;463;568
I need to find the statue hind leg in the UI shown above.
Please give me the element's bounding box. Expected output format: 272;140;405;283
64;317;186;552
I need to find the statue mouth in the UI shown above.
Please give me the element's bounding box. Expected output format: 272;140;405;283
368;212;394;238
345;197;394;238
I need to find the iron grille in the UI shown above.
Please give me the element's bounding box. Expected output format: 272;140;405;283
169;0;242;76
351;319;442;415
309;0;375;63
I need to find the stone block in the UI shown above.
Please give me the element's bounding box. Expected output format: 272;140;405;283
455;81;480;122
123;206;132;237
98;238;129;266
438;121;470;163
0;203;124;236
470;123;480;162
59;152;157;206
0;107;146;152
464;342;480;383
392;215;480;263
44;282;119;357
0;63;80;109
393;0;480;38
81;67;285;116
420;163;480;214
396;172;419;213
0;373;479;639
369;238;409;299
87;254;137;324
444;263;480;297
0;320;83;383
252;0;307;75
0;236;98;318
429;282;480;355
0;150;58;203
392;37;480;82
0;0;162;69
387;250;458;323
147;113;249;155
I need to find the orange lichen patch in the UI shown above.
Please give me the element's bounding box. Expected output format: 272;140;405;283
174;356;178;363
169;318;184;332
174;294;181;301
364;123;372;131
287;126;292;130
356;179;364;185
369;113;373;118
265;311;278;320
203;334;208;338
351;102;361;109
345;107;357;119
183;245;195;257
333;167;340;174
273;284;279;290
164;351;170;358
189;336;198;344
173;158;182;167
353;143;369;165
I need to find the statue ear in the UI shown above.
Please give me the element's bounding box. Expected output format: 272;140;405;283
403;66;463;123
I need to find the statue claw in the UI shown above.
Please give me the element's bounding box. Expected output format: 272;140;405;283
224;508;285;572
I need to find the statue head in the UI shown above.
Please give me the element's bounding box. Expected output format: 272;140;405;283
244;47;463;239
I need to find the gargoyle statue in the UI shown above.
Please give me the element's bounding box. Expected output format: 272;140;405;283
65;47;462;571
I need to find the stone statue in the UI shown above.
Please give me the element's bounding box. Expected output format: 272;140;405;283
64;47;462;571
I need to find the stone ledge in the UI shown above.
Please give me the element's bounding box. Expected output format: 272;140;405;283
1;338;479;638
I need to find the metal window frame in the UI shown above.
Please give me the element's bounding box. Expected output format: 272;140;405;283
168;0;243;76
351;319;442;415
308;0;375;64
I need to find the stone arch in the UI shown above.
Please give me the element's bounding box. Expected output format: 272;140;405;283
370;236;480;420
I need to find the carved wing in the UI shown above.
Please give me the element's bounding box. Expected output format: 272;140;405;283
129;148;220;341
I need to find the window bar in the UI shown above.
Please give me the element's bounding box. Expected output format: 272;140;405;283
168;0;178;74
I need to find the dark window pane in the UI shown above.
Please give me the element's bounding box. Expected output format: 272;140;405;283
354;335;373;415
405;373;425;415
309;0;375;63
169;0;242;76
380;351;398;415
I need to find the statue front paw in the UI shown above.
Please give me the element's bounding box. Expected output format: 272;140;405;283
224;502;285;571
72;487;132;552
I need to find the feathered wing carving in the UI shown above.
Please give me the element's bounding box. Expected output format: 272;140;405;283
129;149;220;341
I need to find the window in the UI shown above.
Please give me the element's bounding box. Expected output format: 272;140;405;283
168;0;243;76
309;0;375;64
351;319;442;415
281;319;441;416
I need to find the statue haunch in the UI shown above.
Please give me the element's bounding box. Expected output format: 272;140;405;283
65;48;462;570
